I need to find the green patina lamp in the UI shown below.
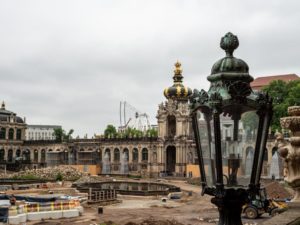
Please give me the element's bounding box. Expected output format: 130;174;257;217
190;32;273;225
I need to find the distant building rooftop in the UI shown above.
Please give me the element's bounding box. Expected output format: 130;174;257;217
251;74;299;90
27;125;61;129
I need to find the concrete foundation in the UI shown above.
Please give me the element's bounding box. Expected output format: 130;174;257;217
27;211;63;220
63;209;79;218
8;208;82;224
8;214;26;225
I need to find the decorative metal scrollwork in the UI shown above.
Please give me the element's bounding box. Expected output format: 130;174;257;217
209;92;223;113
228;81;251;103
190;89;208;105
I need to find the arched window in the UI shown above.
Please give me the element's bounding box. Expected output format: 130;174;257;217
63;150;68;162
16;129;22;140
132;148;138;162
34;150;38;162
123;148;129;158
22;150;30;161
16;149;21;158
0;149;4;161
7;149;13;162
0;128;6;139
142;148;148;161
41;149;46;162
167;115;176;137
105;149;111;161
114;148;120;162
8;128;14;140
245;147;254;176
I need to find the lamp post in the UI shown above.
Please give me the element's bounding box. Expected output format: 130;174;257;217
190;32;273;225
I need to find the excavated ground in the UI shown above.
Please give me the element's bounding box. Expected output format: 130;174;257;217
26;180;273;225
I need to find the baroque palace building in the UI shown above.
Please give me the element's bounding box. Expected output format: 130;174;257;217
0;62;283;177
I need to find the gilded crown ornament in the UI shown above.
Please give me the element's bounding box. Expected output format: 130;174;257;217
174;61;182;76
163;61;192;101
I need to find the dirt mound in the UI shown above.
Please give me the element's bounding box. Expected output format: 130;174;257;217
124;217;184;225
265;182;293;199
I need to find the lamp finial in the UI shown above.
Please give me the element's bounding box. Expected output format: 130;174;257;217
220;32;239;57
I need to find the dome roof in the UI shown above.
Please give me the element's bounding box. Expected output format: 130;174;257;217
208;32;252;83
163;62;192;101
211;57;249;75
0;101;24;123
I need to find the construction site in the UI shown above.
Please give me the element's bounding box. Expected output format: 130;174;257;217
0;64;297;224
0;165;294;225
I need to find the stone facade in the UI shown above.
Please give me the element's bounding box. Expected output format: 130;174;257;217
25;125;61;140
0;64;279;177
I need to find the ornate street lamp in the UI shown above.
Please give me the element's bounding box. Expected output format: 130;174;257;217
190;32;273;225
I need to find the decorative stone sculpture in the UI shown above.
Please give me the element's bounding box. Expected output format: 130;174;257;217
278;106;300;202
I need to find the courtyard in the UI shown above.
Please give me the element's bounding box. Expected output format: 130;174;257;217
13;178;278;225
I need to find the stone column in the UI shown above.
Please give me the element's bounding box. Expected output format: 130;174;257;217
101;149;105;162
278;106;300;202
13;128;16;140
111;149;114;162
128;148;132;163
138;148;142;163
3;148;7;161
38;148;42;163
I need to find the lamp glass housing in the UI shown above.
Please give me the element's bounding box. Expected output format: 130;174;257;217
195;106;260;188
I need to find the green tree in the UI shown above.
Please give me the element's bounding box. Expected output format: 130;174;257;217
262;79;300;132
53;128;74;142
241;111;259;131
104;124;117;138
124;127;143;138
64;129;74;140
146;128;158;137
53;128;64;142
286;81;300;106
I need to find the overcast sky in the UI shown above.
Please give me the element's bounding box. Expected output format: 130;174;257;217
0;0;299;137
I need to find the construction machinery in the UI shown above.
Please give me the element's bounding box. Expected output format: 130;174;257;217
119;101;151;132
243;188;288;219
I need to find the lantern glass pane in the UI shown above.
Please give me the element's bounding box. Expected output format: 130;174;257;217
220;110;259;188
196;109;216;187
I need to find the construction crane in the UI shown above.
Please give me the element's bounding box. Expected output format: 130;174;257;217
119;101;151;132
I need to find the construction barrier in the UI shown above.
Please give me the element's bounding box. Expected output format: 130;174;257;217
5;200;83;224
20;200;81;214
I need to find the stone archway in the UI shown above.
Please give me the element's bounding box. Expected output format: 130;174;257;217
245;146;254;176
166;145;176;174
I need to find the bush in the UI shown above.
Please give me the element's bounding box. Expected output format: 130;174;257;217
11;174;40;180
56;172;63;181
128;174;142;179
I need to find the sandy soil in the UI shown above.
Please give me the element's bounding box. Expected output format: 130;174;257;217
27;180;271;225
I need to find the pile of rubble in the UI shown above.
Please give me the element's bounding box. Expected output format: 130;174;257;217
2;166;84;181
265;182;293;199
73;175;105;184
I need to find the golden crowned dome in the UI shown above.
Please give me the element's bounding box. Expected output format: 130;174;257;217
163;61;192;101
